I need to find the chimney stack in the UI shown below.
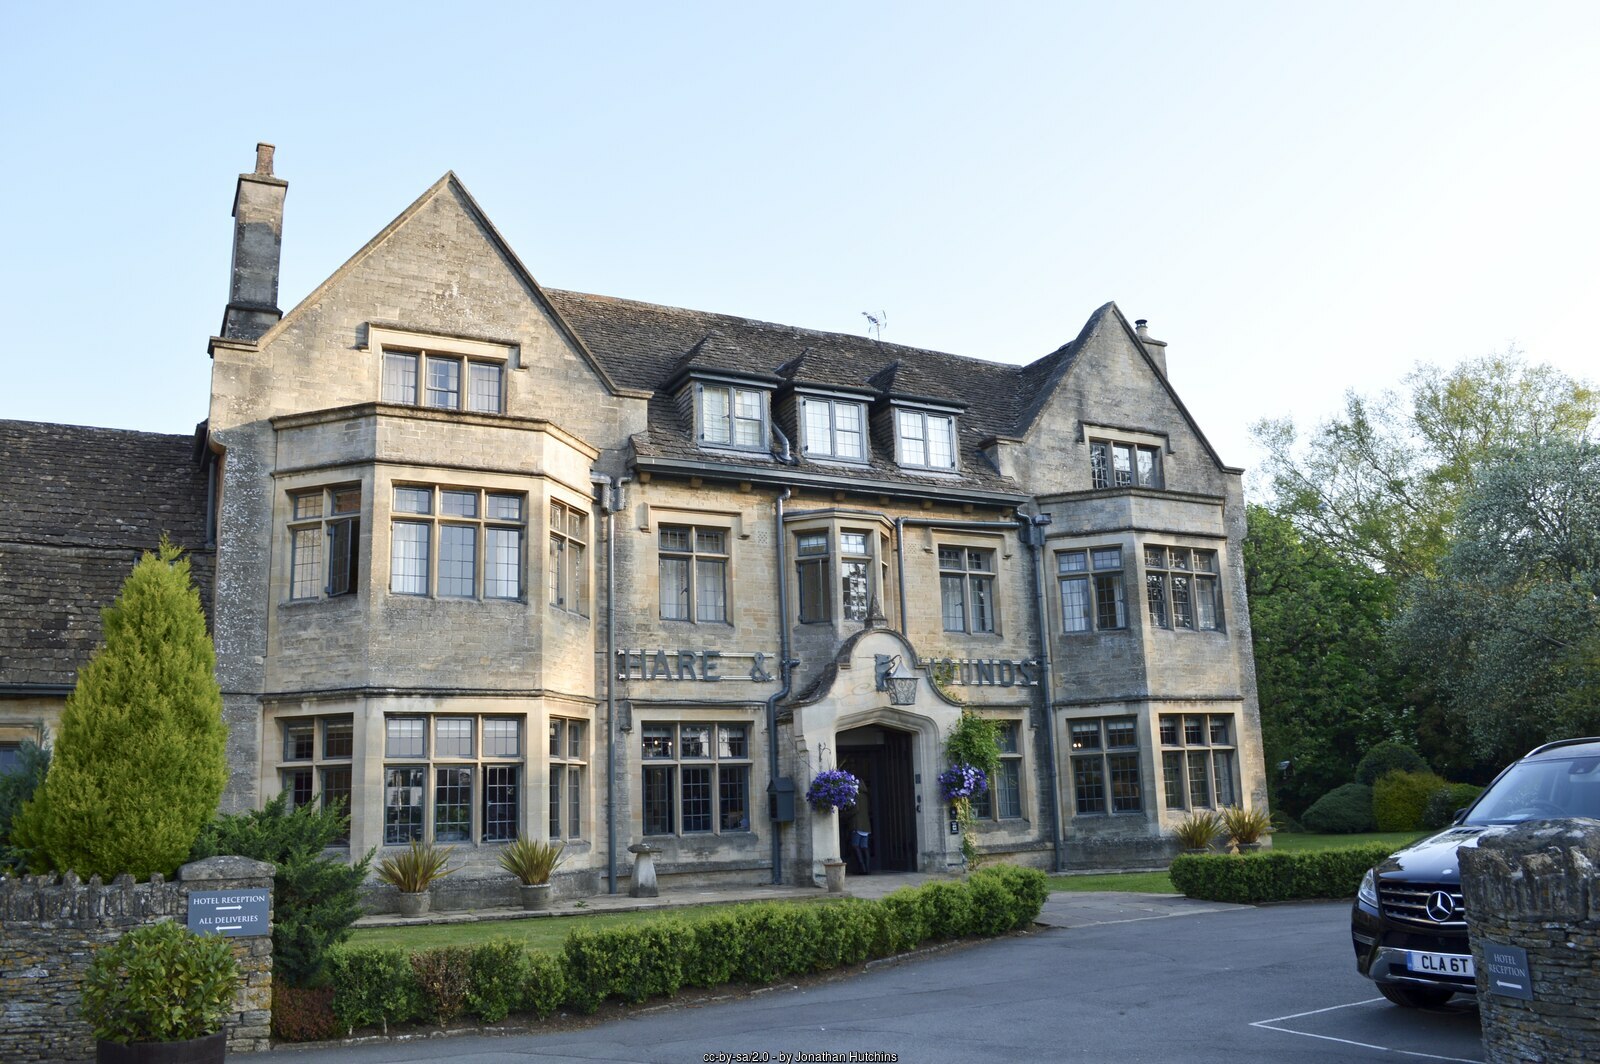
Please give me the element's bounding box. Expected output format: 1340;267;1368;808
221;143;287;341
1134;318;1168;378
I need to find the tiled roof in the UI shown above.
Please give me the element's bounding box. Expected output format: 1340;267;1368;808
0;421;213;689
546;290;1039;496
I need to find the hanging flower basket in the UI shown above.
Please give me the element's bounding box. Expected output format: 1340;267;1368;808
805;768;861;812
937;763;989;802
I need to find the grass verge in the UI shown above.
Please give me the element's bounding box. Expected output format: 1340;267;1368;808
1047;871;1177;894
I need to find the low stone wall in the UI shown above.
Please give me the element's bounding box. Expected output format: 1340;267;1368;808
0;855;274;1063
1460;819;1600;1064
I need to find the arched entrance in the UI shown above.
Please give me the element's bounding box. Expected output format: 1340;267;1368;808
836;724;917;872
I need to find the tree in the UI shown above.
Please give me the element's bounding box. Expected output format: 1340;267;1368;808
13;540;227;879
1394;441;1600;765
0;741;50;873
1243;505;1409;816
1252;353;1597;579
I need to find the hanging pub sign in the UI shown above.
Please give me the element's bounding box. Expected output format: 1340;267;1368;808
918;657;1043;688
186;889;271;937
616;649;778;683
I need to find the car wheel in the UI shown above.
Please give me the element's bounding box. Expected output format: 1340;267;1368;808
1379;983;1454;1008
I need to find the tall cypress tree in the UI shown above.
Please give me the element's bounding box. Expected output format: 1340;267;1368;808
14;540;227;879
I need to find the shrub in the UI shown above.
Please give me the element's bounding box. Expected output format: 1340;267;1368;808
1423;782;1485;829
813;900;877;968
1174;809;1224;849
919;880;975;939
1373;770;1449;832
974;864;1049;929
13;542;227;879
1169;844;1394;903
191;793;372;989
376;839;457;894
271;985;339;1042
80;921;240;1044
1221;805;1273;847
1355;741;1429;786
876;889;930;954
735;904;822;984
1301;783;1375;833
411;946;473;1025
498;837;565;886
561;920;693;1013
523;951;567;1018
682;912;743;988
327;946;416;1035
0;740;49;873
467;941;532;1024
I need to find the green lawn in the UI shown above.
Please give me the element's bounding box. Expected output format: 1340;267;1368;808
1047;871;1177;894
1269;830;1428;853
349;898;833;953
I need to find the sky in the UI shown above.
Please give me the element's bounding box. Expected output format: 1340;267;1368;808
2;2;1596;491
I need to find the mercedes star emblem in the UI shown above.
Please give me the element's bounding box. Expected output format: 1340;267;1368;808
1426;890;1456;922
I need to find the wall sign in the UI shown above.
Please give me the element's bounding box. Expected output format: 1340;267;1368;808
617;649;776;683
919;657;1042;688
187;889;271;937
1481;941;1533;1000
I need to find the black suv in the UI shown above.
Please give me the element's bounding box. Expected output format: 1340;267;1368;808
1351;736;1600;1007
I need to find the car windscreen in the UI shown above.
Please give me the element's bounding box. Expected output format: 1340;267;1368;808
1464;755;1600;825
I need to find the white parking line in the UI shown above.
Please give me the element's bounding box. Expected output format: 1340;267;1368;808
1250;998;1480;1063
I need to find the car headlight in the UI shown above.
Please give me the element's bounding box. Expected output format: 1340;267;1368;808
1358;868;1379;907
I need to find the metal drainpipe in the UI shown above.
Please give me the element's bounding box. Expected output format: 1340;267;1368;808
1021;512;1065;873
591;473;625;893
892;515;1025;634
764;487;793;884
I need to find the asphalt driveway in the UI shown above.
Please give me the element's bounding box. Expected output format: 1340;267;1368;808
275;896;1484;1063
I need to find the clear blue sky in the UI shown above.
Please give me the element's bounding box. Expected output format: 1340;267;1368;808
3;2;1595;480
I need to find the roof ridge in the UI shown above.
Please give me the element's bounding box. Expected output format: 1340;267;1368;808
0;418;193;442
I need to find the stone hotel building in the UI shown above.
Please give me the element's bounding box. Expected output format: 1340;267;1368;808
0;146;1266;904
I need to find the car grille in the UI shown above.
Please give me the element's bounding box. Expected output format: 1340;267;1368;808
1378;880;1468;929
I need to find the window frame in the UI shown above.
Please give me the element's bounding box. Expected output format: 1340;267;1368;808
1144;545;1223;632
387;485;526;601
1159;713;1238;811
286;485;362;602
892;406;959;471
1068;716;1143;817
1056;546;1127;633
381;713;525;846
640;721;754;837
696;381;768;451
792;522;890;625
938;545;998;635
380;346;507;415
1089;437;1163;490
658;524;731;624
548;716;589;840
548;499;590;615
273;714;355;844
969;719;1025;821
798;394;869;464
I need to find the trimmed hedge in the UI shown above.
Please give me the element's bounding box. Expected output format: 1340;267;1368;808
1372;770;1448;832
321;866;1049;1037
1422;782;1485;829
1355;742;1429;786
1301;783;1375;834
1169;844;1393;904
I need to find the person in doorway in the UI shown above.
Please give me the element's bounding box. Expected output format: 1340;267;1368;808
849;781;872;875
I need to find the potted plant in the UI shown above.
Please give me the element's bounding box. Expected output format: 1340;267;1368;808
375;838;456;917
1222;805;1273;852
498;836;565;910
1173;809;1223;854
80;920;240;1063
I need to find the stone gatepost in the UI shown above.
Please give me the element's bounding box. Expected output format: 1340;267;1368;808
1459;819;1600;1063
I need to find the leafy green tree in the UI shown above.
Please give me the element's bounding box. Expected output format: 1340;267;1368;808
0;741;50;872
191;794;373;988
13;541;227;879
1243;505;1408;815
1253;353;1596;578
1394;440;1600;765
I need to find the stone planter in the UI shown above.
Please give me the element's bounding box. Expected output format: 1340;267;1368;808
97;1030;227;1064
396;890;431;917
1181;847;1210;856
822;858;846;894
519;883;552;911
1236;842;1263;853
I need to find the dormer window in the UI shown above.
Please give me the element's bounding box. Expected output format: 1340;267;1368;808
800;396;867;462
698;383;766;450
894;409;957;471
1090;439;1162;489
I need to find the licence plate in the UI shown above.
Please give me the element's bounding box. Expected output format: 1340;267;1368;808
1408;951;1474;977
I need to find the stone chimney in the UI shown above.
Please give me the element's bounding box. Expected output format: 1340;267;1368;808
1134;318;1168;378
220;143;287;341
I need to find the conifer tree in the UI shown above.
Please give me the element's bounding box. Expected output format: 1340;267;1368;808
14;540;227;879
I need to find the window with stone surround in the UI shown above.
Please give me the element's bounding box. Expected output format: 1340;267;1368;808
795;526;885;625
641;722;752;836
382;348;504;414
382;714;523;845
1089;438;1162;489
1057;546;1127;633
388;486;525;600
548;500;589;614
549;717;588;840
1069;717;1142;815
970;720;1024;820
287;486;361;601
1159;713;1237;810
939;546;996;634
658;525;728;623
1145;546;1222;631
276;714;354;843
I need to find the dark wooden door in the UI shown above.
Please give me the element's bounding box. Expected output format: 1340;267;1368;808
839;730;917;872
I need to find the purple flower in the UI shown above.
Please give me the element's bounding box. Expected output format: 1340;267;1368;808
937;763;989;802
806;768;861;812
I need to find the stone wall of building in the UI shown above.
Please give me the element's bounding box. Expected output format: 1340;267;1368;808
1460;819;1600;1063
0;856;274;1062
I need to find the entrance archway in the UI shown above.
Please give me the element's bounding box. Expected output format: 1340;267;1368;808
837;724;917;872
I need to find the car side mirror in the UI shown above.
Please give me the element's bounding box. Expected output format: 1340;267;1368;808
1451;807;1469;826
